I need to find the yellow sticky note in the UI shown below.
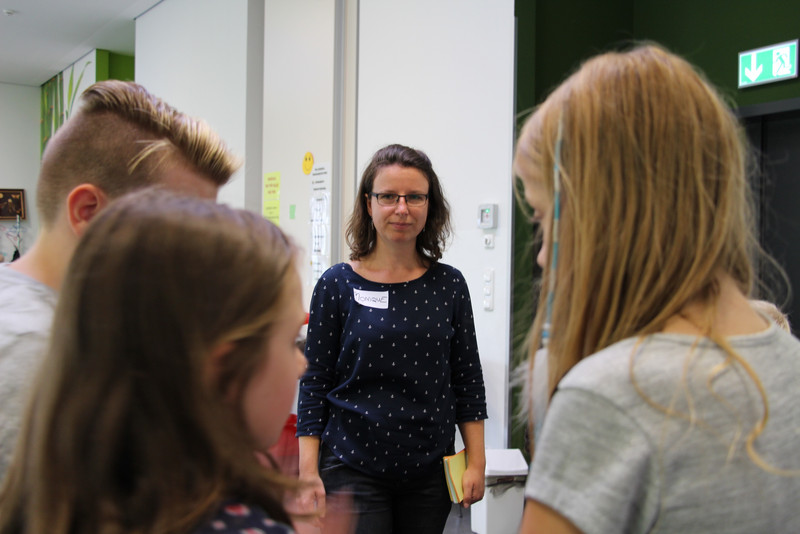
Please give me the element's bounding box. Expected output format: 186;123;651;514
263;172;281;225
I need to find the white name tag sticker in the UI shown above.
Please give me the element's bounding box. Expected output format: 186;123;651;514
353;288;389;309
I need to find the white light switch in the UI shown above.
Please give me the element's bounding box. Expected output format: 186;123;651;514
482;268;494;311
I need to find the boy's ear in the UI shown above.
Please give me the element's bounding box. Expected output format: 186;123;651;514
65;184;109;236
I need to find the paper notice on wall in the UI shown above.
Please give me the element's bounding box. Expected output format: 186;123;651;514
310;164;331;287
263;171;281;225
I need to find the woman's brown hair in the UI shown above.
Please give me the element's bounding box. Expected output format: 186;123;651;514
346;143;452;262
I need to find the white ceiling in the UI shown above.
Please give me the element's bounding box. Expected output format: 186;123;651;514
0;0;162;87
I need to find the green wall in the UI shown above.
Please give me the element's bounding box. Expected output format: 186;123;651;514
96;49;136;82
634;0;800;109
108;51;135;81
519;0;800;111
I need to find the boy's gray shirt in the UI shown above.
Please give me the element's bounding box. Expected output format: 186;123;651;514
0;264;57;479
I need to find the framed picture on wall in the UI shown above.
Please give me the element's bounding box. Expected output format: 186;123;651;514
0;189;26;220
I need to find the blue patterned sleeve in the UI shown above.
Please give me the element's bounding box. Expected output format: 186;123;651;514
296;271;342;436
448;269;487;422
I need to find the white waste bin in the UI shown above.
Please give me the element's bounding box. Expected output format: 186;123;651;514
470;448;529;534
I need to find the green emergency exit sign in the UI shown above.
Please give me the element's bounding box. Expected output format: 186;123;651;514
738;40;798;88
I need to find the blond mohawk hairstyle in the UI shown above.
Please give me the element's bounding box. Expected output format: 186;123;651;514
80;81;238;184
36;80;240;227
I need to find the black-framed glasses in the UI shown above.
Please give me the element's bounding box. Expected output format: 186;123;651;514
370;192;429;207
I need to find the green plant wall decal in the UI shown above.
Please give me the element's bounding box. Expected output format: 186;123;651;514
40;60;92;156
40;73;59;156
66;60;90;118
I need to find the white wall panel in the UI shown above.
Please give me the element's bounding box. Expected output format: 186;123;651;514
135;0;255;209
263;0;336;304
0;83;40;260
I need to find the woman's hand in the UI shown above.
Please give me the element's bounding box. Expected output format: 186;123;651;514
295;436;326;527
460;461;486;507
458;420;486;508
293;473;327;528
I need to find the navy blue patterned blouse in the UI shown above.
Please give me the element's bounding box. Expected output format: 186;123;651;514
297;262;487;479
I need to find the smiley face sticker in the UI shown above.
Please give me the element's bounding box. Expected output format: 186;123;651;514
302;152;314;175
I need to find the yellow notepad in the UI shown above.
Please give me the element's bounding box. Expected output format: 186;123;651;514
443;449;467;503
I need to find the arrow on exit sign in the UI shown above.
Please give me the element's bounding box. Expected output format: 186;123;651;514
738;40;798;88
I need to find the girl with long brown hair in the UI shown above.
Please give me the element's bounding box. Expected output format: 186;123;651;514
0;189;307;533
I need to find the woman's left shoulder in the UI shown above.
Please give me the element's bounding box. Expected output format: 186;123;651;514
429;262;465;280
193;502;295;534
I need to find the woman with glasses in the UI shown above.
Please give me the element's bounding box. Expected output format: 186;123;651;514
516;45;800;534
296;144;487;534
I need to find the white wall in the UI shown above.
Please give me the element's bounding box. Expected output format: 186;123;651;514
263;0;337;304
358;0;516;448
135;0;263;210
134;0;517;448
136;0;342;307
0;83;40;261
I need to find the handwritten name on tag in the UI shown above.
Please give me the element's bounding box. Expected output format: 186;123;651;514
353;288;389;309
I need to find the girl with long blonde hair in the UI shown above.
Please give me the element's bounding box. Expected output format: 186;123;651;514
516;45;800;533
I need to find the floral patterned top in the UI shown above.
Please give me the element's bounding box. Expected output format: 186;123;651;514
193;501;295;534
